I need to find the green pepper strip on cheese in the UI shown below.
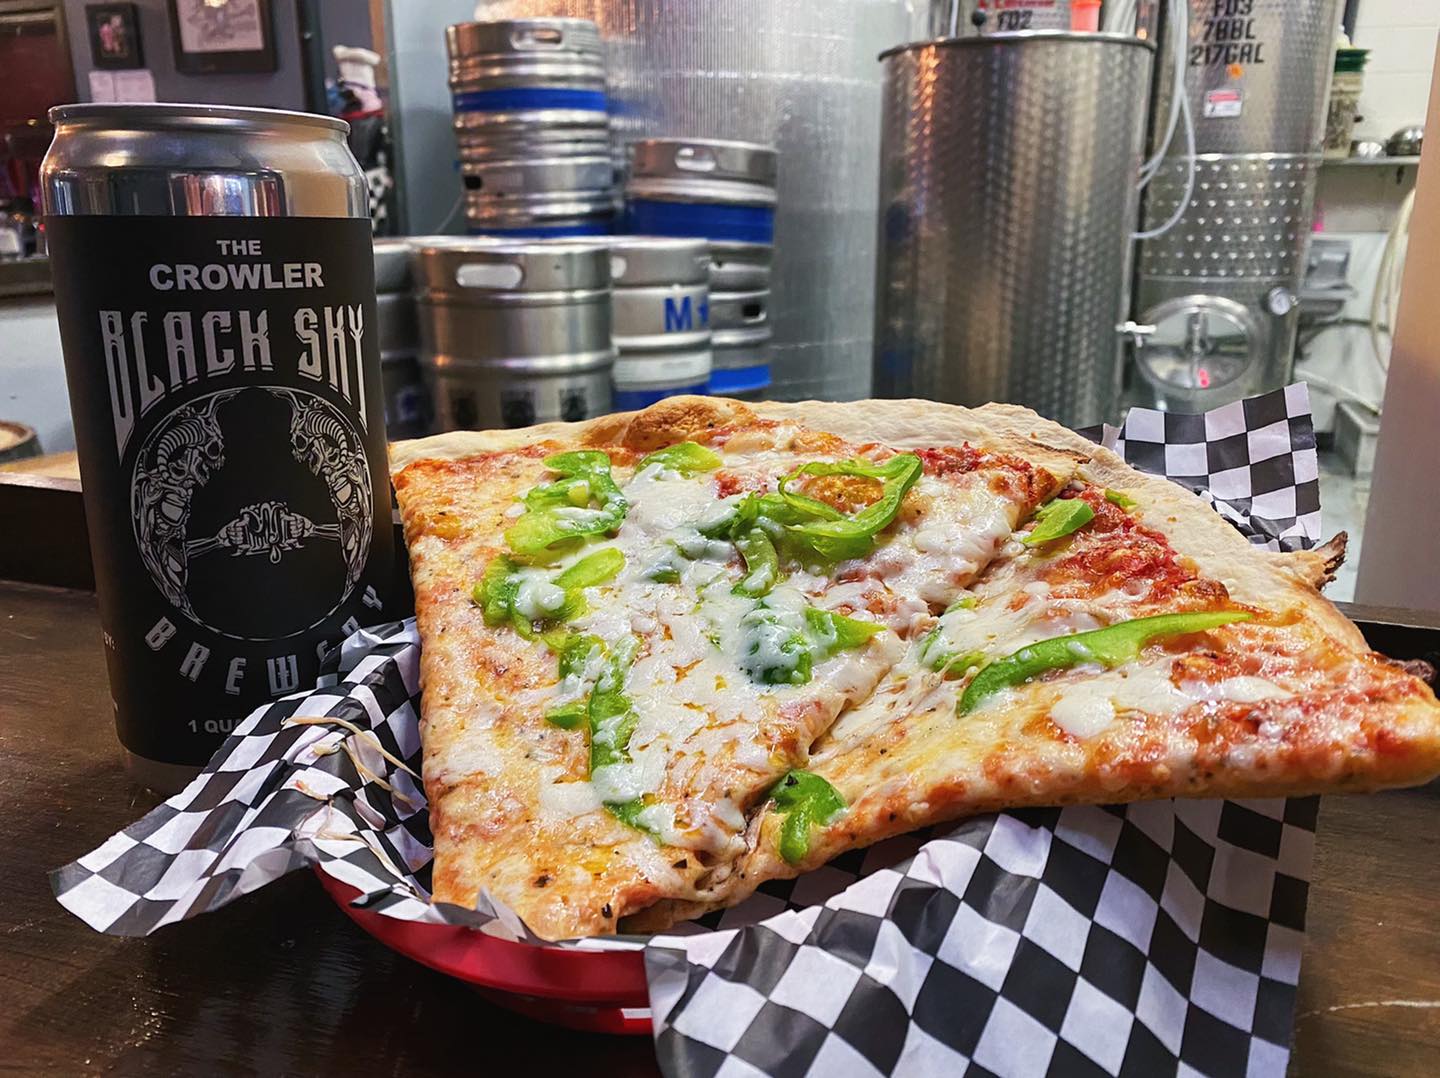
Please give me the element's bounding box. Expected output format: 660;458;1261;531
769;769;847;865
958;610;1254;714
474;548;625;637
738;603;886;687
636;441;722;476
778;454;923;562
506;450;629;558
1022;496;1095;546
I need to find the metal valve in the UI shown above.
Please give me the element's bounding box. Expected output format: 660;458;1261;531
1117;320;1157;348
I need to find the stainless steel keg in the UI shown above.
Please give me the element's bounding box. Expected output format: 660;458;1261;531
625;138;778;242
707;240;772;292
411;236;614;429
447;18;608;135
461;153;616;237
708;287;772;399
374;239;430;440
605;236;712;408
448;18;616;238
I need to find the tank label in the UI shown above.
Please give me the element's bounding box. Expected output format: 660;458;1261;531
1203;88;1244;117
46;215;395;765
1190;0;1267;67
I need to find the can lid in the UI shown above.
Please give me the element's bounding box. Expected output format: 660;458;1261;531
409;235;611;295
602;236;709;287
446;18;603;61
47;102;349;135
627;138;778;193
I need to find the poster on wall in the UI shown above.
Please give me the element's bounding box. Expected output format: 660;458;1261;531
85;3;144;69
167;0;276;75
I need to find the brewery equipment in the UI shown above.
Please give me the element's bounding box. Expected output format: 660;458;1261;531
1131;0;1344;410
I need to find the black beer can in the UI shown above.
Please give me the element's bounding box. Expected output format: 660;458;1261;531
40;104;395;792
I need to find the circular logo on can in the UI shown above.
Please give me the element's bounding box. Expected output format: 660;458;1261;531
129;387;373;641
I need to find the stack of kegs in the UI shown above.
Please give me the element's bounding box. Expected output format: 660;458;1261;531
447;18;616;238
606;237;712;409
373;239;431;439
625;138;778;400
409;237;616;430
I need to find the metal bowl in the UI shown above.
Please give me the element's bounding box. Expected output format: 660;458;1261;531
1386;125;1424;157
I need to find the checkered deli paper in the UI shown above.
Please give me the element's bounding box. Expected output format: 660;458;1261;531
55;386;1323;1077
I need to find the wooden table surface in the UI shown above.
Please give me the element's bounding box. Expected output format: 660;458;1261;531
1;579;1437;1076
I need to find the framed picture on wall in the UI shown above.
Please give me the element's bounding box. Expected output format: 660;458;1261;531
167;0;276;75
85;3;143;69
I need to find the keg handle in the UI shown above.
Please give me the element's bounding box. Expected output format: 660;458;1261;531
511;26;564;49
674;146;718;173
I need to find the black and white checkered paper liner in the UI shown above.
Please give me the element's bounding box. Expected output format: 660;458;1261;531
54;386;1324;1077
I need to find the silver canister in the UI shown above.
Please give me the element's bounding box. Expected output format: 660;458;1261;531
41;103;396;793
374;239;431;440
707;287;772;400
605;236;712;409
411;236;614;429
447;18;608;135
873;33;1154;427
707;240;772;293
466;0;919;400
1132;0;1343;411
625;138;777;239
448;17;616;238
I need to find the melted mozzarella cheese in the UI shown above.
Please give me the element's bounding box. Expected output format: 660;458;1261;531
1049;689;1117;739
1181;675;1288;704
539;778;602;819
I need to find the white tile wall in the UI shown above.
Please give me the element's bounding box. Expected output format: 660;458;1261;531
1352;3;1440;142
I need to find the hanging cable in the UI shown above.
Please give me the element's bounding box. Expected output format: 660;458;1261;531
1132;0;1197;239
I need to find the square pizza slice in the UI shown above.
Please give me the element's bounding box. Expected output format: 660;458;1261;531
390;397;1083;939
626;421;1440;930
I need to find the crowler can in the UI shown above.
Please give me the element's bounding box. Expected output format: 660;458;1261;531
41;104;395;792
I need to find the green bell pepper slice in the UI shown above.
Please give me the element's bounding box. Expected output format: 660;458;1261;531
506;451;629;557
769;770;847;865
733;528;781;597
1022;497;1095;546
804;607;886;660
958;609;1254;714
636;441;722;476
779;454;923;561
1105;488;1137;510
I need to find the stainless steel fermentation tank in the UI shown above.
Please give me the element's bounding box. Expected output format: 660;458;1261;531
873;32;1154;427
1131;0;1343;410
477;0;921;401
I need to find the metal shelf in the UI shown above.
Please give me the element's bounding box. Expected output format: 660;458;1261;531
1321;155;1421;167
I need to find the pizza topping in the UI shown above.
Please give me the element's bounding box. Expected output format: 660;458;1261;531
778;454;923;561
1023;497;1096;546
476;548;626;636
768;769;847;865
959;610;1253;714
730;589;887;687
506;451;629;557
1104;488;1137;510
1049;691;1117;739
636;441;723;477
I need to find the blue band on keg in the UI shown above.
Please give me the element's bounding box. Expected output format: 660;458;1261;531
451;88;609;113
707;365;771;395
613;383;710;410
466;221;613;238
625;199;775;243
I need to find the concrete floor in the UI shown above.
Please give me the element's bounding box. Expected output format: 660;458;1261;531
1317;450;1370;602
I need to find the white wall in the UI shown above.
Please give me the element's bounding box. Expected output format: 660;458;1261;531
1351;0;1440;142
0;297;72;453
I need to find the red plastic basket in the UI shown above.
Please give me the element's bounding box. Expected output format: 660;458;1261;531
315;868;654;1034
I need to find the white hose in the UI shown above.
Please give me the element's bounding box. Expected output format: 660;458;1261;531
1370;188;1415;374
1132;0;1197;239
1137;0;1188;187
